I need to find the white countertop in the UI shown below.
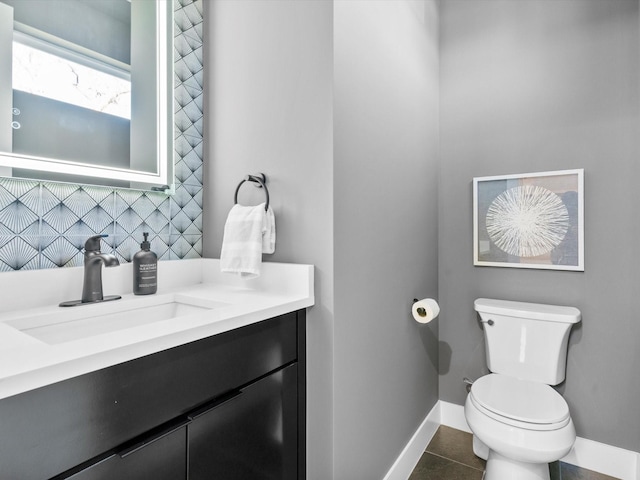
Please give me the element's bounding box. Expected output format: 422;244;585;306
0;258;314;400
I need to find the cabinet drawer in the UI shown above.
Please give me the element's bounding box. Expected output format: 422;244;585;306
0;311;299;480
66;423;187;480
189;364;298;480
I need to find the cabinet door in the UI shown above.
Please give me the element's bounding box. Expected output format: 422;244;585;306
65;423;187;480
0;312;298;480
188;364;298;480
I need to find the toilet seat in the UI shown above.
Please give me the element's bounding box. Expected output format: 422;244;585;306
469;374;570;431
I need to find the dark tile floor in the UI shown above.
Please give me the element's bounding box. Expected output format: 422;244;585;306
409;426;621;480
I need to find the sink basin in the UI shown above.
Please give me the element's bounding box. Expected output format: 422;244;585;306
5;296;229;345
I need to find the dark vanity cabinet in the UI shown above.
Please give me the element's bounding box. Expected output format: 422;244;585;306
188;364;298;480
0;310;306;480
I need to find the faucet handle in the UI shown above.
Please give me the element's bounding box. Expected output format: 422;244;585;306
85;234;108;253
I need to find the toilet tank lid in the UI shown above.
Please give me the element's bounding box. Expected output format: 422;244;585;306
474;298;581;324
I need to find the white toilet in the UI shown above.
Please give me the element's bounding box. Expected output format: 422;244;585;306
465;298;581;480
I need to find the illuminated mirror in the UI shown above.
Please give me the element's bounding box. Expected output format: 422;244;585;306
0;0;173;191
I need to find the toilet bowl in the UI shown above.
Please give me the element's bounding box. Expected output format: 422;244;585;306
466;299;581;480
465;374;575;480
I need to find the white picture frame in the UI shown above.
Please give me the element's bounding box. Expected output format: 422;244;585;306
473;169;584;271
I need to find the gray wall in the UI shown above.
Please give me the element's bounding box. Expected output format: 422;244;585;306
439;0;640;452
203;1;440;478
333;1;439;477
202;1;335;478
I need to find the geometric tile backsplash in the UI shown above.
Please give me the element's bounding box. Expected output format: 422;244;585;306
0;0;203;272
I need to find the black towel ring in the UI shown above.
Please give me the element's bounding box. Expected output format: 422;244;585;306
234;173;269;211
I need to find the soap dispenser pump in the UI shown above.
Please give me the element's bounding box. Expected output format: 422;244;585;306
133;232;157;295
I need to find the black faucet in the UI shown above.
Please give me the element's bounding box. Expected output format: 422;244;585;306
81;235;120;303
60;235;122;307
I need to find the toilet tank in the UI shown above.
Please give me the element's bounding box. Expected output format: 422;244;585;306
474;298;581;385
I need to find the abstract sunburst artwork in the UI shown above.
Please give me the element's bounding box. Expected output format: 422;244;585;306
474;169;584;271
486;185;570;257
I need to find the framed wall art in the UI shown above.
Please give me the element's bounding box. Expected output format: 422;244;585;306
473;169;584;271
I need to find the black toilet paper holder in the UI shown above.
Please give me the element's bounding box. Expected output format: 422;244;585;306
413;298;427;318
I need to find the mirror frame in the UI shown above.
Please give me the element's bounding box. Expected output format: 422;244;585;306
0;0;174;191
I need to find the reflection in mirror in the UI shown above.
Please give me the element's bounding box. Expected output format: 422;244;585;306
0;0;172;190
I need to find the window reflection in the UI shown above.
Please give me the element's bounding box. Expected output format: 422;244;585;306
13;40;131;119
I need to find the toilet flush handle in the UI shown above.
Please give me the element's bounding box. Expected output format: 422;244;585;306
480;318;495;326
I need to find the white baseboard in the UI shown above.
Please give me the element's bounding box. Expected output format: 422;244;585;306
438;401;639;480
382;402;440;480
384;400;639;480
562;437;639;480
439;400;471;433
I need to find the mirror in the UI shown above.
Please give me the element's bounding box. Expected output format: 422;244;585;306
0;0;173;191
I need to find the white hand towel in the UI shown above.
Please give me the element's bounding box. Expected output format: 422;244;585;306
263;205;276;254
220;203;276;277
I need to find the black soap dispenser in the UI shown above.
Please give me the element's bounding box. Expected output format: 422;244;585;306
133;232;157;295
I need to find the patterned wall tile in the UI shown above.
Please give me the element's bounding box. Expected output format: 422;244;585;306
169;234;201;260
0;180;40;238
173;0;204;235
41;204;79;237
0;237;39;271
0;0;204;271
41;237;84;269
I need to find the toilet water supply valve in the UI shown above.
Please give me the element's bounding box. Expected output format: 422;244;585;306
463;377;474;393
